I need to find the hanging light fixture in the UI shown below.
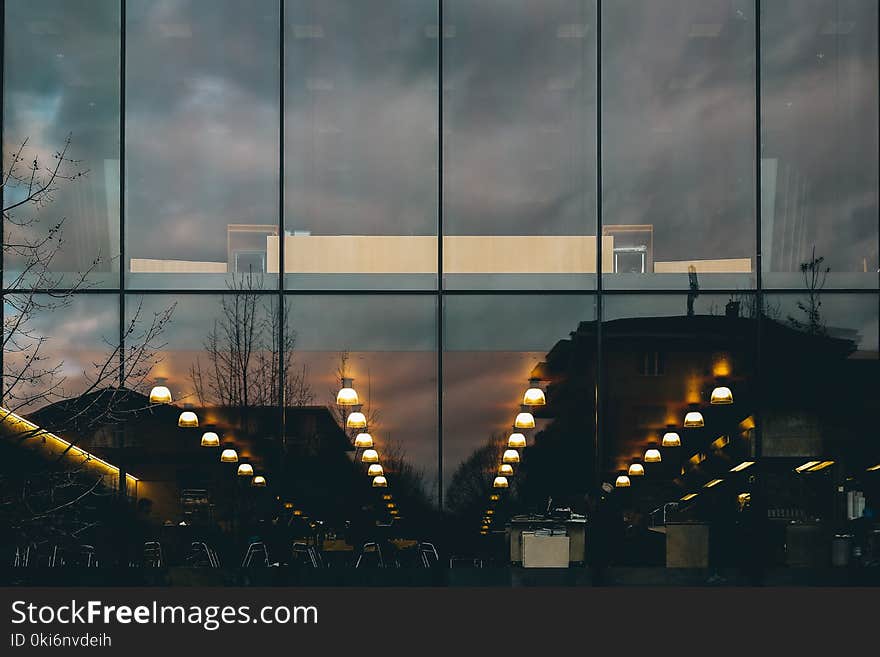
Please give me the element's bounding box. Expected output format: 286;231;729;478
386;503;396;510
252;475;267;487
493;476;509;489
361;449;379;464
522;378;546;406
390;509;399;516
502;449;520;464
200;430;220;448
481;524;490;531
507;432;527;449
382;493;393;501
710;385;733;405
149;378;172;404
346;404;367;429
644;448;662;463
354;432;374;449
220;448;239;463
684;407;704;428
615;474;631;488
514;406;536;429
485;509;495;516
628;463;645;476
489;494;500;502
367;464;384;477
237;463;254;477
662;430;681;447
372;475;388;488
178;403;199;428
498;463;514;477
336;377;359;406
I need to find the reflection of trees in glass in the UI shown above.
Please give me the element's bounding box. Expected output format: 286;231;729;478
787;246;829;336
189;272;313;409
446;435;507;518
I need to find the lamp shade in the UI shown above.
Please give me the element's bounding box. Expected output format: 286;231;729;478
662;431;681;447
508;432;527;449
336;378;359;406
361;449;379;464
628;463;645;476
346;411;367;429
684;410;705;428
372;475;388;488
522;379;546;406
252;475;267;487
615;475;631;488
489;494;500;502
149;385;172;404
220;448;238;463
502;449;521;464
178;410;199;428
710;386;733;405
237;463;254;477
367;464;384;477
514;411;535;429
200;431;220;448
498;463;514;477
493;476;509;489
644;448;662;463
354;432;374;449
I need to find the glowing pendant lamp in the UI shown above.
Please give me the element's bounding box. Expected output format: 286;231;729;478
493;476;509;489
354;432;374;449
367;464;384;477
237;463;254;477
684;408;705;428
372;475;388;488
220;448;239;463
200;430;220;448
178;404;199;428
615;474;631;488
628;463;645;476
489;494;500;502
252;475;267;487
522;378;546;406
662;430;681;447
346;405;367;429
508;433;527;449
361;449;379;464
502;449;521;464
498;463;514;477
710;385;733;405
336;377;359;406
149;379;172;404
644;448;662;463
514;406;536;429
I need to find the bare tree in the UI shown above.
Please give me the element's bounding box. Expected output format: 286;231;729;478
787;245;830;336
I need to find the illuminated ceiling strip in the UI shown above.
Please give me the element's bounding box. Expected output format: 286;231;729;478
0;407;139;482
704;478;723;488
730;461;755;472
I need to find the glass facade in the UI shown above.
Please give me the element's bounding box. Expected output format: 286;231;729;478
2;0;878;583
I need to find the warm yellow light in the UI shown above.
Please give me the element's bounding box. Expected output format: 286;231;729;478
336;378;359;406
493;476;509;489
644;449;662;463
795;460;821;473
486;509;495;516
367;464;384;477
382;494;393;501
615;475;631;488
346;411;367;429
807;460;834;472
730;461;755;472
867;464;880;472
252;475;267;487
293;509;303;517
514;411;535;429
237;463;254;477
680;493;698;501
361;449;379;463
390;510;399;516
688;453;706;466
149;385;172;404
386;503;396;509
710;386;733;405
684;411;704;428
502;449;520;464
704;478;723;488
662;431;681;447
200;431;220;447
178;410;199;428
711;435;730;450
481;524;490;531
354;433;374;449
498;463;514;477
628;463;645;476
480;530;488;535
220;448;239;463
737;492;751;504
489;494;500;502
372;475;388;488
507;433;527;449
522;383;546;406
284;502;294;509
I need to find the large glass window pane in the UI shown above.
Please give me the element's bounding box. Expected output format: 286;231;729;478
761;0;879;288
602;294;758;572
760;293;878;570
443;1;598;290
125;0;280;289
602;0;756;290
3;0;120;288
284;1;438;290
443;294;596;566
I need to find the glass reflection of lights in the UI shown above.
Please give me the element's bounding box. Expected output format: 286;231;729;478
493;476;509;489
628;463;645;476
220;448;239;463
200;431;220;448
644;448;662;463
522;379;546;406
615;475;631;488
502;449;520;464
710;386;734;405
361;449;379;464
336;377;359;406
507;433;527;449
662;431;681;447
